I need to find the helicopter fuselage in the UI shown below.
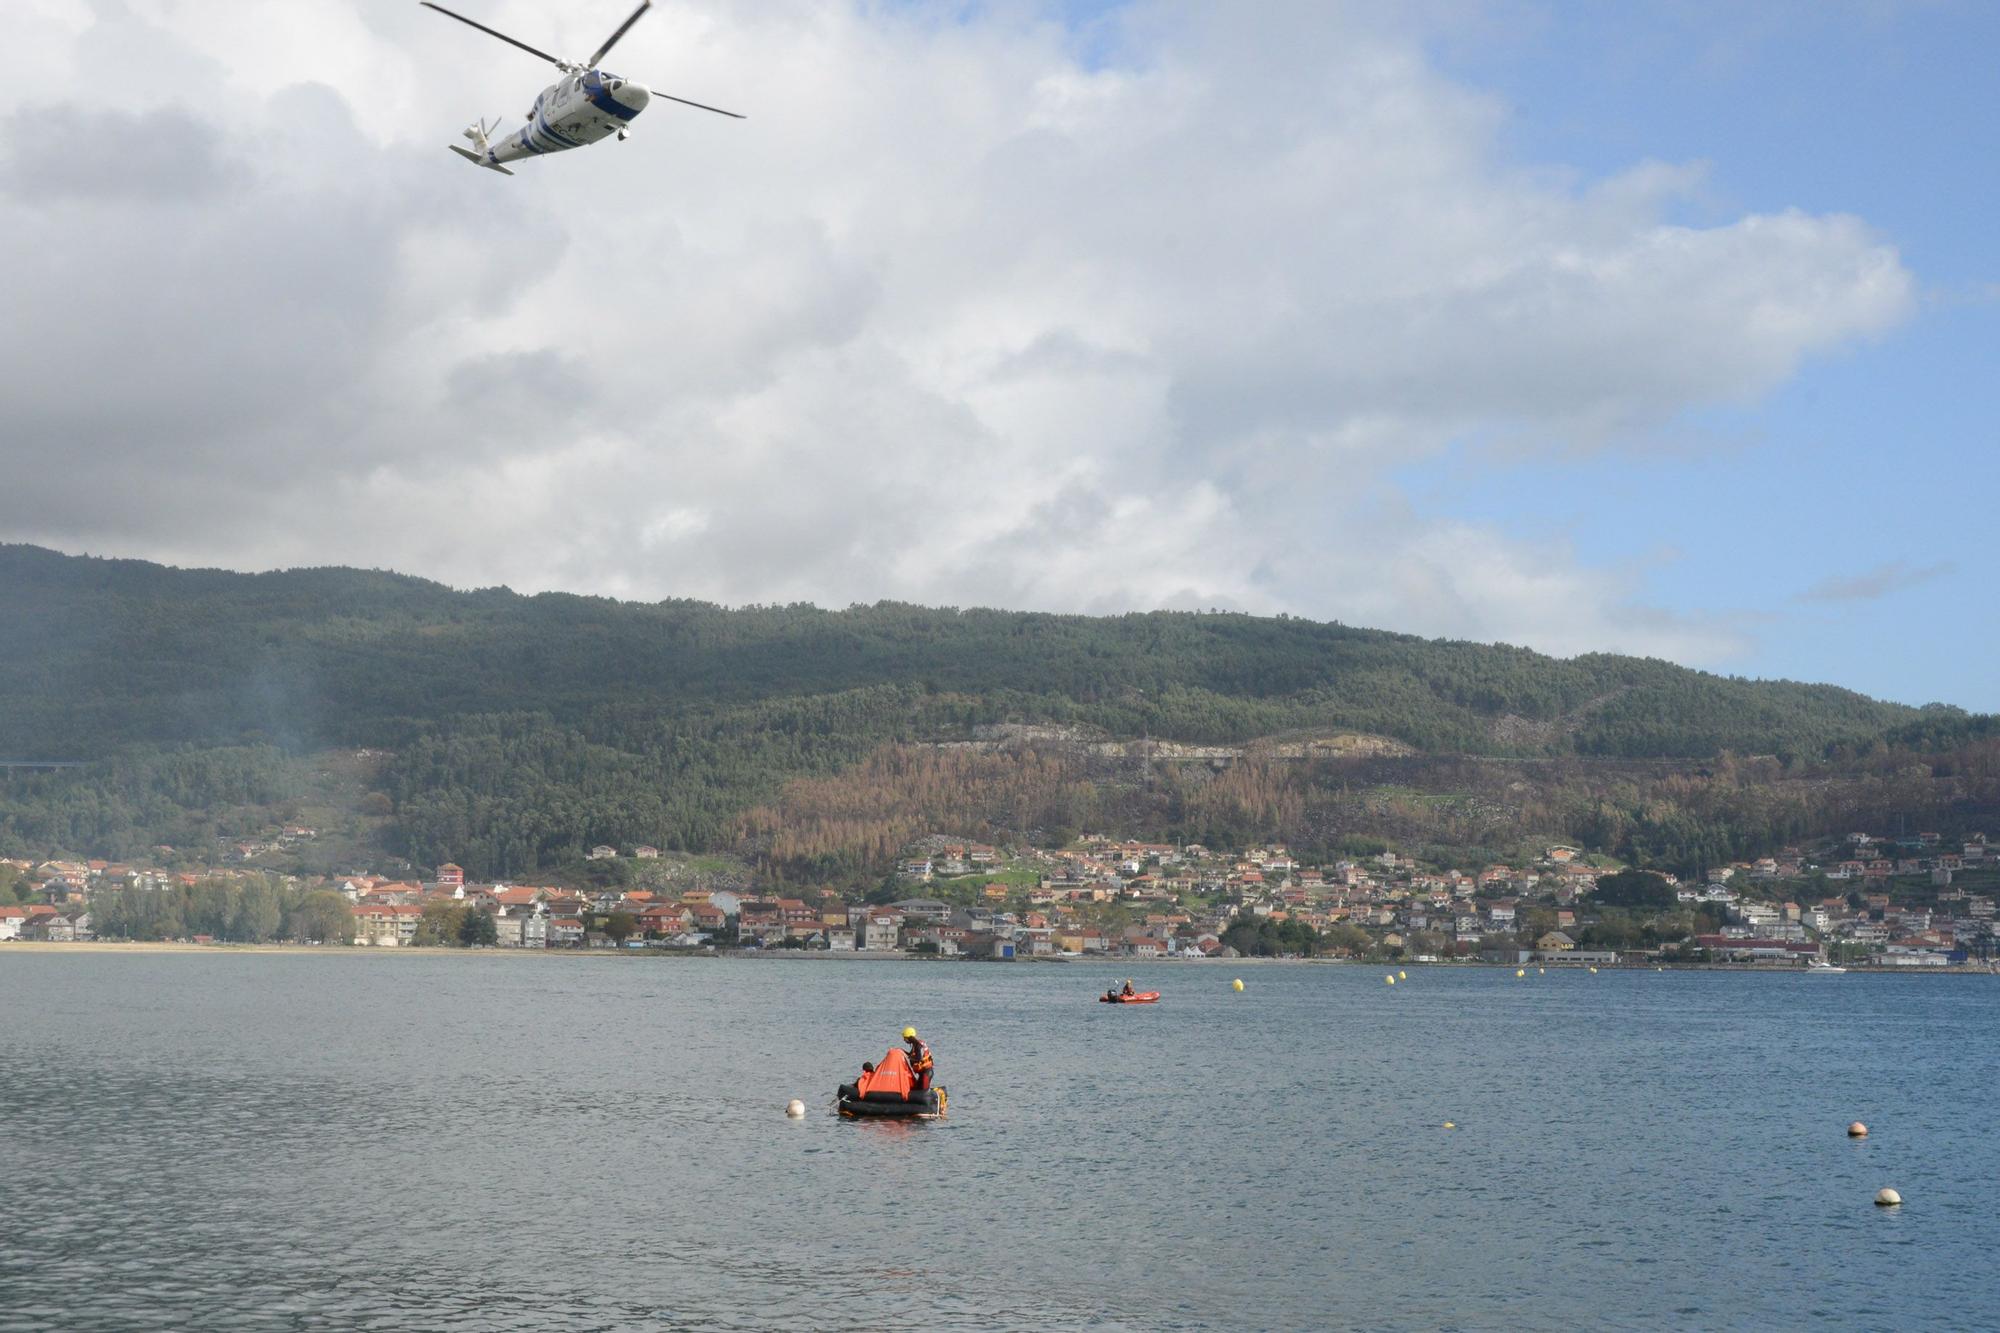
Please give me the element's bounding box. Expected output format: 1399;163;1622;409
473;69;651;169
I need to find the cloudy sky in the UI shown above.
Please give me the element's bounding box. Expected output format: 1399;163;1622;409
2;0;1994;707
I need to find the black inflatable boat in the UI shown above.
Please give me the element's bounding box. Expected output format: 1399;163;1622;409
835;1084;949;1119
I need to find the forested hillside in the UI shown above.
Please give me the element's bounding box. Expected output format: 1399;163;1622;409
2;543;1990;879
0;543;1927;758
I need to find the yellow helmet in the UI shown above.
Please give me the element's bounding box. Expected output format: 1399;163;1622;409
902;1027;918;1041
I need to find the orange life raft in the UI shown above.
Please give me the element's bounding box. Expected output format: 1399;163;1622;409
837;1047;947;1118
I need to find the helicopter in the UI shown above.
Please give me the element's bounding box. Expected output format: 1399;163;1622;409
421;0;742;175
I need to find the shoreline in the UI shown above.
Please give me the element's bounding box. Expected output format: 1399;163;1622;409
3;939;1991;974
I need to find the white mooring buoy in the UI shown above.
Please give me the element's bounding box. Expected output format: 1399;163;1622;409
1848;1121;1869;1138
785;1099;806;1119
1874;1188;1901;1207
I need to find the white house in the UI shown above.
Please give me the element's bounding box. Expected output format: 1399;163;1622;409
863;912;903;951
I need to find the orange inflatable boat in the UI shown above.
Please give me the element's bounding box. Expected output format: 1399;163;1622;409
836;1047;948;1119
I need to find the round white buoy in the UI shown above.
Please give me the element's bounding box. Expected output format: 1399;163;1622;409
1538;968;1545;975
1875;1188;1901;1207
1232;978;1245;992
1849;1122;1869;1138
785;1099;806;1119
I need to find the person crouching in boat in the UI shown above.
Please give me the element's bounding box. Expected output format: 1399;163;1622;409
1121;979;1135;998
840;1060;878;1103
902;1027;934;1092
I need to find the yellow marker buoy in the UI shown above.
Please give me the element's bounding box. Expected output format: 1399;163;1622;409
1232;978;1245;992
1515;969;1525;978
1385;974;1395;985
1589;966;1598;974
1398;970;1407;980
785;1099;806;1119
1849;1122;1869;1138
1443;1121;1456;1129
1875;1188;1901;1207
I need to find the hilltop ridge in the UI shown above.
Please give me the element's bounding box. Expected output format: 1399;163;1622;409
0;543;1935;760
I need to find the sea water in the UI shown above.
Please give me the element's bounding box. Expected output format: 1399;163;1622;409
0;954;1993;1331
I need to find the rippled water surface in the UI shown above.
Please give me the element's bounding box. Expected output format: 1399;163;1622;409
1;953;1995;1330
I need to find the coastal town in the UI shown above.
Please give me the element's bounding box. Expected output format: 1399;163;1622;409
4;827;1995;969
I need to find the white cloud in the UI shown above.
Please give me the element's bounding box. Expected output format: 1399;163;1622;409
0;1;1915;670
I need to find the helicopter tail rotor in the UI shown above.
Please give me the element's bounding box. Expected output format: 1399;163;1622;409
449;117;514;175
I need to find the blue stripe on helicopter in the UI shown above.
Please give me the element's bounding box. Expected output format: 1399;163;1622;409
535;118;580;150
585;84;641;122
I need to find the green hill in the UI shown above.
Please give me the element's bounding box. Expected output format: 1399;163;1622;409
0;543;1984;878
0;543;1921;759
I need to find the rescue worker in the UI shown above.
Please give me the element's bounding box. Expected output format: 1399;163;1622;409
1121;978;1136;998
902;1026;934;1093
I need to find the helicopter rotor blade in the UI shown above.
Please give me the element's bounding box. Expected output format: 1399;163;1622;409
651;90;745;119
420;2;565;68
585;0;653;70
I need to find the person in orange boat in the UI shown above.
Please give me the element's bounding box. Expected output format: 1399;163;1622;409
1121;978;1136;998
902;1026;934;1092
